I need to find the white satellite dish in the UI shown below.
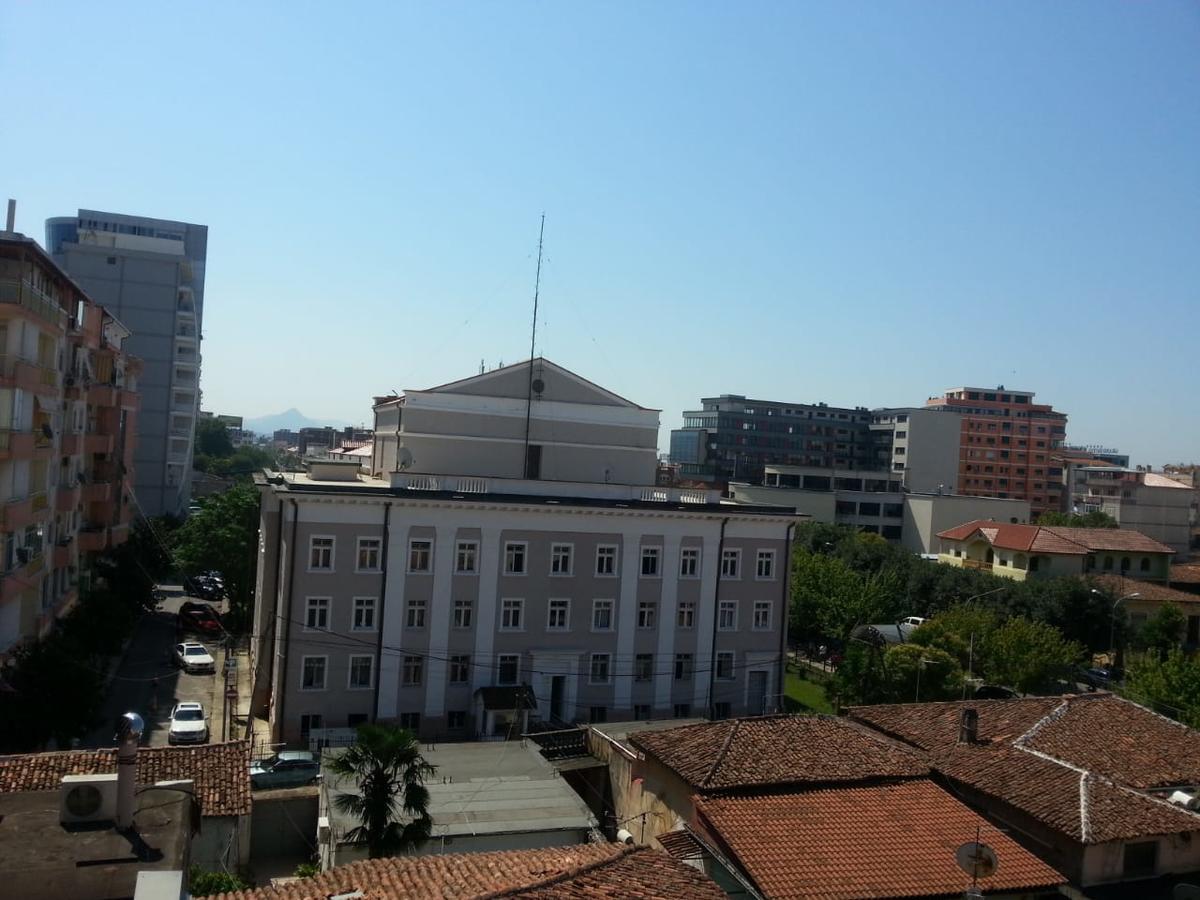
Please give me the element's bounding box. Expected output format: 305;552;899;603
396;447;414;470
955;841;998;880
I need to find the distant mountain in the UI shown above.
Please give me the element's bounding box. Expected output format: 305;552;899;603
244;408;351;435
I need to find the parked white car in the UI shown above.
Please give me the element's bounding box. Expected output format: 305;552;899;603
168;702;209;745
900;616;928;628
173;641;216;674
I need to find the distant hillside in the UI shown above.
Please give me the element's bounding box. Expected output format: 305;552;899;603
244;408;351;434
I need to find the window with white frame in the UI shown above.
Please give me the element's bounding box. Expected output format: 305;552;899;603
718;599;737;631
309;536;334;571
449;655;470;684
634;653;653;681
550;543;573;575
301;655;327;690
640;547;661;577
406;597;426;628
677;600;695;629
348;654;374;690
504;541;527;575
756;550;776;580
674;653;693;680
716;651;735;680
752;600;772;631
455;541;478;573
637;601;657;629
352;596;376;631
453;598;473;629
721;549;741;579
589;652;612;684
497;654;520;685
680;547;700;578
356;537;381;572
500;598;524;630
402;655;423;686
592;599;614;631
547;598;570;631
595;545;617;576
304;596;330;630
408;539;432;573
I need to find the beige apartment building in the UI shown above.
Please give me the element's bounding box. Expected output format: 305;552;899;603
253;361;796;744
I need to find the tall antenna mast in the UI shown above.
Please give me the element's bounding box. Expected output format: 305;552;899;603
522;214;545;478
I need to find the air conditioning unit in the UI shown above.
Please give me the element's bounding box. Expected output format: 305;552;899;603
317;815;331;843
60;773;119;824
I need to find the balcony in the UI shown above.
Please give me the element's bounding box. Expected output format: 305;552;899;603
60;432;82;455
0;278;69;329
0;495;36;530
1;552;46;603
84;434;114;455
78;527;109;553
109;522;130;548
88;383;117;406
82;481;113;503
52;537;75;568
963;559;993;571
0;429;34;459
0;357;61;395
55;483;82;512
119;389;139;410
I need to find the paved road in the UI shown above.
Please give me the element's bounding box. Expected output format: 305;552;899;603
83;593;226;749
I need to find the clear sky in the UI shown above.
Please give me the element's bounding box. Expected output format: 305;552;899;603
2;2;1197;465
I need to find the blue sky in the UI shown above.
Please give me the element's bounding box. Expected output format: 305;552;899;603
2;2;1197;465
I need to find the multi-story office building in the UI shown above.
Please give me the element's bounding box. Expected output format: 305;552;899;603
46;210;206;517
924;386;1068;516
670;395;876;485
0;231;139;653
1069;467;1192;555
868;407;963;493
253;360;795;744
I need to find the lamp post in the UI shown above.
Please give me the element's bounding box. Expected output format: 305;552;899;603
961;586;1008;699
1095;589;1141;667
915;657;935;703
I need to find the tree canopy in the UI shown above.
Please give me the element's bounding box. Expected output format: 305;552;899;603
1036;510;1118;529
1125;650;1200;727
172;484;259;631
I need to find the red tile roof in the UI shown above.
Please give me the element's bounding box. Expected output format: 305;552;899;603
937;520;1175;556
628;715;927;792
849;696;1200;843
0;740;250;817
1047;527;1175;554
1089;574;1200;605
213;844;724;900
1171;564;1200;586
695;780;1065;899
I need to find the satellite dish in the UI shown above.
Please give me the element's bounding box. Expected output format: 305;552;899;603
396;447;414;470
955;841;998;880
531;378;545;395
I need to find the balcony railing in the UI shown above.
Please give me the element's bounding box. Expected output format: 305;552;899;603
0;279;69;329
962;559;993;571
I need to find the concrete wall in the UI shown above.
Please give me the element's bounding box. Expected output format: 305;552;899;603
1081;833;1200;887
250;791;318;866
902;494;1031;556
191;813;250;872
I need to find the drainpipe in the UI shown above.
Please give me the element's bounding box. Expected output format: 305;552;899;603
777;521;797;714
372;501;392;722
706;517;730;717
276;499;300;742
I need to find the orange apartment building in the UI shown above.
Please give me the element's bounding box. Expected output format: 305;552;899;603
925;386;1067;516
0;232;140;654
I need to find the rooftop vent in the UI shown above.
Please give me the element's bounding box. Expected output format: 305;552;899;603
958;708;979;745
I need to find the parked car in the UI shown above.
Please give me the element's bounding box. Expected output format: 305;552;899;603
167;702;208;745
974;684;1018;700
250;751;321;790
173;641;216;674
178;601;223;636
1081;666;1123;690
900;616;928;628
190;575;225;602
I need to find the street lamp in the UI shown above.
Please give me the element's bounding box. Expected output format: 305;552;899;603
915;657;936;703
1093;588;1142;666
961;587;1007;698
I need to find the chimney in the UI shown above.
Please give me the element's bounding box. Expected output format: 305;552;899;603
115;711;144;830
4;199;14;233
959;707;979;744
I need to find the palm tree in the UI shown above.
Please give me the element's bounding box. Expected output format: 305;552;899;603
326;723;437;858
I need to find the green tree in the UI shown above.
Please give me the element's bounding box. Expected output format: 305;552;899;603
791;550;901;642
188;865;249;896
883;644;963;703
1036;510;1118;529
1135;604;1186;657
327;724;436;858
983;616;1082;693
195;417;234;459
1125;650;1200;726
172;483;259;631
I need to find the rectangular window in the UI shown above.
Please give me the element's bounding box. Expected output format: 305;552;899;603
592;599;614;631
347;713;369;729
547;598;570;631
716;651;735;680
348;655;374;690
680;547;700;578
713;701;732;719
550;543;573;576
408;539;432;573
589;653;612;684
309;536;334;571
756;550;775;580
677;600;695;629
406;598;426;628
399;712;421;731
637;601;657;629
674;653;693;680
753;600;772;631
305;596;330;631
721;548;741;579
596;545;617;576
500;598;524;631
455;541;478;574
498;654;520;685
589;706;608;724
504;541;527;575
449;655;470;684
718;600;737;631
673;703;691;718
301;655;327;690
453;598;473;629
634;704;651;721
352;596;376;631
356;537;381;572
1123;841;1158;878
447;710;466;730
300;714;323;739
402;655;423;686
640;547;661;577
634;653;653;681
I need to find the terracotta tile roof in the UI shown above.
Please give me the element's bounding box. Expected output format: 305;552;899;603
849;696;1200;844
1144;472;1191;488
1089;574;1200;605
0;740;250;817
694;780;1065;899
1172;564;1200;585
628;715;927;792
657;829;706;860
1043;527;1176;554
937;520;1044;552
213;844;724;900
937;520;1176;556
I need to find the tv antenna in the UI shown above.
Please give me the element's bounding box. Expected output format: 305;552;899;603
522;214;545;477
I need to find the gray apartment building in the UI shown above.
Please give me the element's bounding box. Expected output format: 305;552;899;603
47;210;207;516
252;360;796;744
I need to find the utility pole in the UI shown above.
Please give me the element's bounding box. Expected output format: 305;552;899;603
522;214;545;478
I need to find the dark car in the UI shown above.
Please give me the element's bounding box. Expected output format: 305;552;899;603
1081;666;1123;690
178;601;223;636
974;684;1018;700
250;751;320;790
190;575;225;602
